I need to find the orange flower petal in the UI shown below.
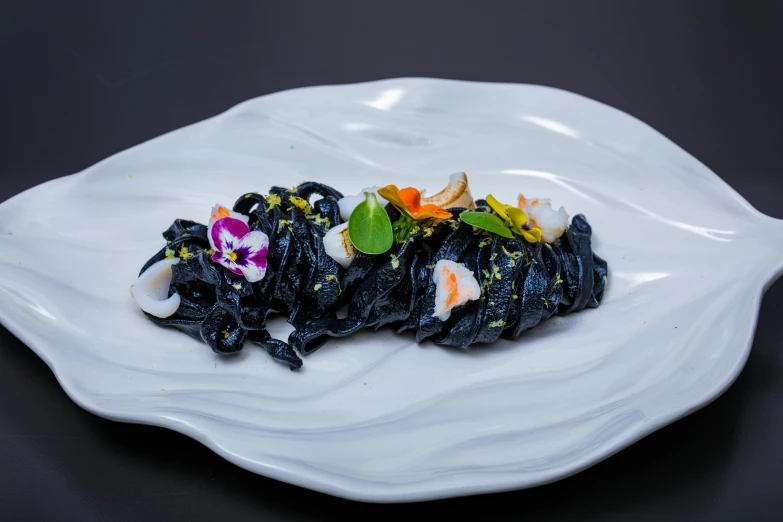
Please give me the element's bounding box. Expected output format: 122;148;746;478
411;205;453;220
425;205;453;219
377;185;409;213
377;184;452;220
211;205;233;221
398;187;422;213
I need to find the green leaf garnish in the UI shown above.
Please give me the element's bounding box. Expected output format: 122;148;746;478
348;192;393;254
391;213;418;244
459;211;514;238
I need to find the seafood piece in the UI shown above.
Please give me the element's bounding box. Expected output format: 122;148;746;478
431;259;481;321
322;222;356;269
421;172;475;209
130;258;181;318
518;194;569;243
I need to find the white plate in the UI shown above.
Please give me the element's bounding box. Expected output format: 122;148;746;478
1;78;781;503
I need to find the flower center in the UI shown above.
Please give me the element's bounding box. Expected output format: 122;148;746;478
227;251;238;262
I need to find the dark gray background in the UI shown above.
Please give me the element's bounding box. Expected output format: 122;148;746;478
2;1;782;520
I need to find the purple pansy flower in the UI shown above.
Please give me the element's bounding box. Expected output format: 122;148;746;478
207;205;269;283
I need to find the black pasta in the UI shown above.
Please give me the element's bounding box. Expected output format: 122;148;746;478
134;180;608;370
137;183;348;369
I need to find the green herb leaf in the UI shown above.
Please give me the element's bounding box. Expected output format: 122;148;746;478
348;192;393;254
392;213;417;244
460;211;514;238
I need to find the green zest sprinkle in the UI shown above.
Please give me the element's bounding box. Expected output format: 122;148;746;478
348;192;393;254
481;269;492;292
306;213;331;227
390;254;400;269
265;194;281;211
324;274;341;294
512;294;518;300
492;265;502;280
314;283;323;291
425;263;436;269
164;247;176;259
502;246;522;260
286;181;305;193
278;219;292;231
289;196;312;214
488;319;506;328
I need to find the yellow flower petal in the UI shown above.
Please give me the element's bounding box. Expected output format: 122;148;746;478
520;227;543;243
505;207;529;232
485;194;510;221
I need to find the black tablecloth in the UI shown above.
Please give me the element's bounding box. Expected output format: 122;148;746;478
2;1;783;520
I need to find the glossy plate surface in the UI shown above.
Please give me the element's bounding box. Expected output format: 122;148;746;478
1;78;781;502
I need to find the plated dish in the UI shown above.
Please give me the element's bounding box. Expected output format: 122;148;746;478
131;174;607;369
0;78;780;502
